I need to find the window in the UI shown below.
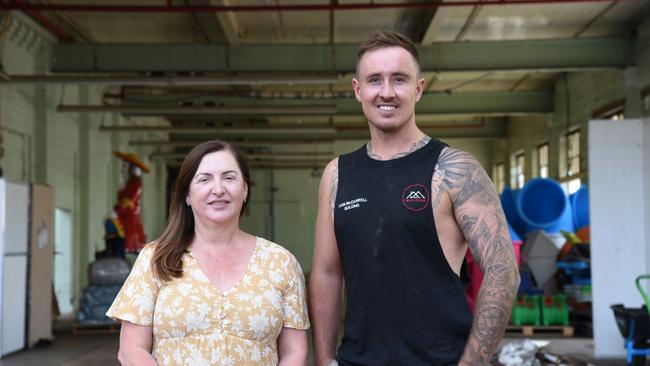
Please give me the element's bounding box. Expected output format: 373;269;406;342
599;106;624;121
609;111;625;121
493;162;505;194
562;129;581;194
592;99;624;121
510;151;525;189
537;143;549;178
515;153;525;189
55;208;74;315
566;130;580;177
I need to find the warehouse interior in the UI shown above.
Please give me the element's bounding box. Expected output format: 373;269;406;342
0;0;650;365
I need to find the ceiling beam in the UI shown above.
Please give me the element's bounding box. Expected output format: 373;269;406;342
57;91;552;115
166;160;330;169
2;1;630;13
212;0;241;46
98;126;337;134
421;3;474;45
51;38;635;74
152;151;333;159
120;123;504;140
1;74;339;85
130;139;335;147
185;0;241;45
58;105;338;115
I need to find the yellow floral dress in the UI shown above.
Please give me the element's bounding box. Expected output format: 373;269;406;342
106;237;310;365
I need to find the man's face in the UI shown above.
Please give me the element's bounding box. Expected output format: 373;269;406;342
352;46;424;134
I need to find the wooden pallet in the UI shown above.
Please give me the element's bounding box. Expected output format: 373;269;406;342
506;325;574;337
72;322;121;334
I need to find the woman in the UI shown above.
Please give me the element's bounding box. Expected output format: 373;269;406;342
107;140;310;366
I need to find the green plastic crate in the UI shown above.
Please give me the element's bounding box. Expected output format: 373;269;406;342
541;294;569;326
512;295;542;325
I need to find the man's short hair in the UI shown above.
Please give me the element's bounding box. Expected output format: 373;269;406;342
356;30;420;77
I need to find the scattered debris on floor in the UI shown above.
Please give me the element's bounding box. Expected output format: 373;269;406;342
498;339;593;366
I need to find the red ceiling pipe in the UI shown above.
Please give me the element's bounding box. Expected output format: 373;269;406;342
0;0;635;13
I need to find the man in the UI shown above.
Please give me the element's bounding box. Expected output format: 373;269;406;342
309;30;520;366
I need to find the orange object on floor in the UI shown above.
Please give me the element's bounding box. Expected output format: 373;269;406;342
576;226;590;243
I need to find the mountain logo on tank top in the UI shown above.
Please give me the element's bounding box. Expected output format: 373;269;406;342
401;184;429;211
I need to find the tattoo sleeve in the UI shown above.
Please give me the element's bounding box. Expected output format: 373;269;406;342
436;148;520;365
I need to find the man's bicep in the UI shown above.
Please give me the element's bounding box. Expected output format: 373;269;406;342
441;151;512;268
455;188;512;270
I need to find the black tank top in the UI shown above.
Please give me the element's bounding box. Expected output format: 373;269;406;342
333;139;472;366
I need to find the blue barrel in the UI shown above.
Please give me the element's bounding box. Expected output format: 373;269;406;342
500;187;526;239
516;178;575;233
570;185;589;230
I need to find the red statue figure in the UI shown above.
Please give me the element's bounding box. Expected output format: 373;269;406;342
106;152;149;256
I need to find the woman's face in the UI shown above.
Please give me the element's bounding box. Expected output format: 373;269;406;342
186;150;248;226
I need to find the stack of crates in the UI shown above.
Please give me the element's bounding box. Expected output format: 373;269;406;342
511;294;569;326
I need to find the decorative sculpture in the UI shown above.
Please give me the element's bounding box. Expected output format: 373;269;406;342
104;151;149;257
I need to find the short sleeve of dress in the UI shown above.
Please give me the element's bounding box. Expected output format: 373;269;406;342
282;255;310;330
106;244;161;325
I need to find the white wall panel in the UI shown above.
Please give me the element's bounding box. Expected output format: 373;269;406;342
1;256;27;356
590;119;650;357
3;181;29;254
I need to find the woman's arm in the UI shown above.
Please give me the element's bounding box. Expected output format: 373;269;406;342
117;321;157;366
278;327;308;366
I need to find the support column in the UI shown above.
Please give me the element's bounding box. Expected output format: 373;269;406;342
75;86;90;299
33;46;48;184
624;67;642;118
109;113;120;195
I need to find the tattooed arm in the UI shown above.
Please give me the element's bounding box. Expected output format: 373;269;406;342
437;148;520;365
309;158;343;366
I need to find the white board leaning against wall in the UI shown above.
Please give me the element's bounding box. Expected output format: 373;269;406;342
589;118;650;358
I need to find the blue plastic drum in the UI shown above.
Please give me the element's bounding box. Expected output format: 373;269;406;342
516;178;575;233
570;185;589;230
501;187;526;239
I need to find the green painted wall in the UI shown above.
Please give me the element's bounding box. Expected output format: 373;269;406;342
0;14;169;310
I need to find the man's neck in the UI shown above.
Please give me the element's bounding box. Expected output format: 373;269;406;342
366;131;430;161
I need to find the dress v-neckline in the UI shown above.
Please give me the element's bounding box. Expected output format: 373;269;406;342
187;236;260;296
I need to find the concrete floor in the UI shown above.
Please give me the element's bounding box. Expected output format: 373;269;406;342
0;332;640;366
0;333;119;366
